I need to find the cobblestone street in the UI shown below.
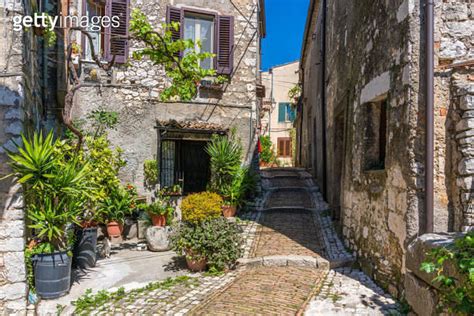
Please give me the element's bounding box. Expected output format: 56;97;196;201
61;168;400;315
189;168;400;315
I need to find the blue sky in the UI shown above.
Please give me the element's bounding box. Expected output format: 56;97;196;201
261;0;309;71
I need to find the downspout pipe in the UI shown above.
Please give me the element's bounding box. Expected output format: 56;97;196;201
321;0;328;199
425;0;434;233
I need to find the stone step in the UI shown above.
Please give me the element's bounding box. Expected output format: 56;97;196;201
237;255;330;270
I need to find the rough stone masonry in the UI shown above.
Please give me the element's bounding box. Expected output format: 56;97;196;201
72;0;263;195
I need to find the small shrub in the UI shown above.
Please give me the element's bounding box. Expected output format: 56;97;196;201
181;192;223;223
143;159;158;190
170;218;243;271
259;135;275;164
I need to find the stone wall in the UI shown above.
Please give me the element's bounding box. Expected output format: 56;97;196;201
0;0;43;312
72;0;262;195
435;0;474;231
297;0;473;298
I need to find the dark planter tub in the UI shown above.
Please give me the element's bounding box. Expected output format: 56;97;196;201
33;251;71;299
73;227;98;269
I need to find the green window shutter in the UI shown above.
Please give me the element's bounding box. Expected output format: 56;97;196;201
278;103;286;122
289;105;296;122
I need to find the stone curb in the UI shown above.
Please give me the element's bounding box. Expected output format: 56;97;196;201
237;255;330;270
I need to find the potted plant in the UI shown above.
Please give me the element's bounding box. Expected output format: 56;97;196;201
147;199;174;227
170;192;223;271
160;184;182;197
7;132;90;298
99;186;133;237
170;217;243;272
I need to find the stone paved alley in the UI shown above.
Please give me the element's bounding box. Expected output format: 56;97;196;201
55;168;400;315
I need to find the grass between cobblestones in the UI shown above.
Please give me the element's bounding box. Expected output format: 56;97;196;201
70;276;199;315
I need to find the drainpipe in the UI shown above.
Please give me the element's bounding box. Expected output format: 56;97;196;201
425;0;434;233
321;0;328;199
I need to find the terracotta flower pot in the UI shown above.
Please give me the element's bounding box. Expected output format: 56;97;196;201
150;214;166;227
185;250;207;272
106;221;123;237
222;205;237;218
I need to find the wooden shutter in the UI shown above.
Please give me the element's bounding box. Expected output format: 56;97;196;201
217;15;234;75
167;6;183;58
277;139;284;156
105;0;130;63
278;103;286;122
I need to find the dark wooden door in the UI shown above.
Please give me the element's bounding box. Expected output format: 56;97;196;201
180;141;210;194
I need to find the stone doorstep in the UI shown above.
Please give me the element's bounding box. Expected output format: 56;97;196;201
237;255;330;270
264;186;318;193
259;206;317;212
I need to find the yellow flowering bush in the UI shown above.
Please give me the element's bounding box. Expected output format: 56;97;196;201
181;192;223;223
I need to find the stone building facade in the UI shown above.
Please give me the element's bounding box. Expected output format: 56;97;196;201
261;61;298;166
296;0;473;299
72;0;266;195
0;0;265;313
0;0;50;312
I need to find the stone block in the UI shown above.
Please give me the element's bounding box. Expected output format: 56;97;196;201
4;299;26;314
262;255;288;267
145;226;171;252
404;272;437;316
0;282;27;300
5;121;22;136
442;3;468;21
462;110;474;119
456;176;472;190
460;94;474;110
0;220;24;239
4;252;25;283
4;108;24;121
236;258;263;267
406;233;467;289
458;158;474;175
0;237;24;252
456;129;474;139
459;136;474;146
455;118;474;132
440;39;467;59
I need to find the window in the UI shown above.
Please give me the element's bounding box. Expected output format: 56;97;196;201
160;139;211;194
364;98;388;170
184;13;214;69
277;137;292;157
167;6;234;75
84;0;105;60
278;103;296;122
81;0;130;63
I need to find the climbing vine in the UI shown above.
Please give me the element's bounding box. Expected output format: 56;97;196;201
129;9;227;101
420;231;474;315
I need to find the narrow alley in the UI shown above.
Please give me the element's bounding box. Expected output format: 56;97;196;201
66;168;400;315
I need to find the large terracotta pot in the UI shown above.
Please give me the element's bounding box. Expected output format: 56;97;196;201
150;214;166;227
185;250;207;272
222;205;237;218
106;221;123;237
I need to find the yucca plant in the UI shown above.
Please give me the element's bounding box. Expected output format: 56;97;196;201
7;131;90;252
205;135;243;195
8;132;57;194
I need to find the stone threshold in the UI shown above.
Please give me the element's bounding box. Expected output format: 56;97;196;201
237;255;330;270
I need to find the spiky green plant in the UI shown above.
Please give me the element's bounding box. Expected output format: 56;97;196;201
205;135;242;195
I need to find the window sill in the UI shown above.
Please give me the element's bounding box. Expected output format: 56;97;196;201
363;168;386;175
